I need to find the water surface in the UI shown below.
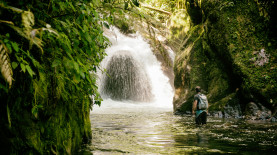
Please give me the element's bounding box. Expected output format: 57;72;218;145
79;104;277;154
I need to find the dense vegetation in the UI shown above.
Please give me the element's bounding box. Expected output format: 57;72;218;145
0;0;276;153
0;0;156;153
0;0;112;153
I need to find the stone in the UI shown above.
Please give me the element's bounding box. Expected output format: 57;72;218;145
245;102;272;120
223;103;242;118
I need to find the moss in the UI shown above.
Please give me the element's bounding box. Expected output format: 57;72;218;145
0;96;91;154
114;18;135;34
173;0;277;114
173;22;236;113
209;93;237;111
204;0;277;107
169;10;191;43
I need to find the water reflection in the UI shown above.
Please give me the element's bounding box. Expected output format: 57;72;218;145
78;109;277;154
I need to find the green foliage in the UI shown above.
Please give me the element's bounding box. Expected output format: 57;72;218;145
0;0;112;153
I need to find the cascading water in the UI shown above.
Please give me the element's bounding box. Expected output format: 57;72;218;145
102;50;152;102
95;26;174;113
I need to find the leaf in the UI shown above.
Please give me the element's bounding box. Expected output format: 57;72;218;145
7;25;44;54
20;63;26;73
26;65;35;77
11;42;19;52
22;11;35;29
68;2;76;12
80;68;85;79
31;104;42;119
103;22;110;29
7;105;11;128
12;62;18;69
94;100;101;106
85;33;93;44
80;71;85;79
0;41;13;88
6;43;12;52
86;73;92;83
52;59;61;67
73;72;80;83
74;62;79;73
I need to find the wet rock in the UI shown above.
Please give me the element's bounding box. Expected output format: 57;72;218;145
223;103;242;119
245;102;272;120
270;116;277;122
185;111;192;114
269;112;277;122
210;111;223;118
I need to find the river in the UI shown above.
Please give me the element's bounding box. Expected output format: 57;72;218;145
78;103;277;154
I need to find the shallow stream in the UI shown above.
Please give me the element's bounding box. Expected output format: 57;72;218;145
79;104;277;154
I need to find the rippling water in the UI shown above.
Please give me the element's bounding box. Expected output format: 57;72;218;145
78;104;277;155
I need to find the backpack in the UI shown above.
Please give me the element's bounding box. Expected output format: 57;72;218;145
197;94;208;110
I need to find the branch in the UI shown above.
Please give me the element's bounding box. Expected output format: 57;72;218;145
141;4;172;16
0;20;14;25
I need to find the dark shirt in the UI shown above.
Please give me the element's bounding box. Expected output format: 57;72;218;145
194;93;201;110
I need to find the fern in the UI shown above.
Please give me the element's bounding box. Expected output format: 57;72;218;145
0;41;13;88
21;11;35;30
0;4;44;53
7;25;44;54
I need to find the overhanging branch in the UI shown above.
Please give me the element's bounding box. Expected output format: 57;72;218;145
141;4;172;16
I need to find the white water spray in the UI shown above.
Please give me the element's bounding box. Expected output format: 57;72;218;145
94;27;174;113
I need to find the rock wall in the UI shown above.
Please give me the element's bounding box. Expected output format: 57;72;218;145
172;0;277;119
0;95;91;154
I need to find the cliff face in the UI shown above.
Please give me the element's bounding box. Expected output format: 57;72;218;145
173;0;277;118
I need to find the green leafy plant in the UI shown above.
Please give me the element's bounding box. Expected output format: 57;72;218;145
0;0;112;153
0;40;13;88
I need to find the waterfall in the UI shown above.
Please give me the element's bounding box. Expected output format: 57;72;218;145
95;26;174;113
102;50;152;102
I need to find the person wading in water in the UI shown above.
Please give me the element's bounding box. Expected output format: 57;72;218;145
192;86;209;125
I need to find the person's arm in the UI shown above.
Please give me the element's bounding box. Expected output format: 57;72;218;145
192;100;197;115
206;98;209;114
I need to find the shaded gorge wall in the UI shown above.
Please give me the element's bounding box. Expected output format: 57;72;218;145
172;0;277;119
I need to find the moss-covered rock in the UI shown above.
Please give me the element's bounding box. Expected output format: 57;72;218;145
173;24;236;114
0;93;91;154
172;0;277;116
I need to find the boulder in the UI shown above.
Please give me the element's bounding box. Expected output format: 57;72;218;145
245;102;272;120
